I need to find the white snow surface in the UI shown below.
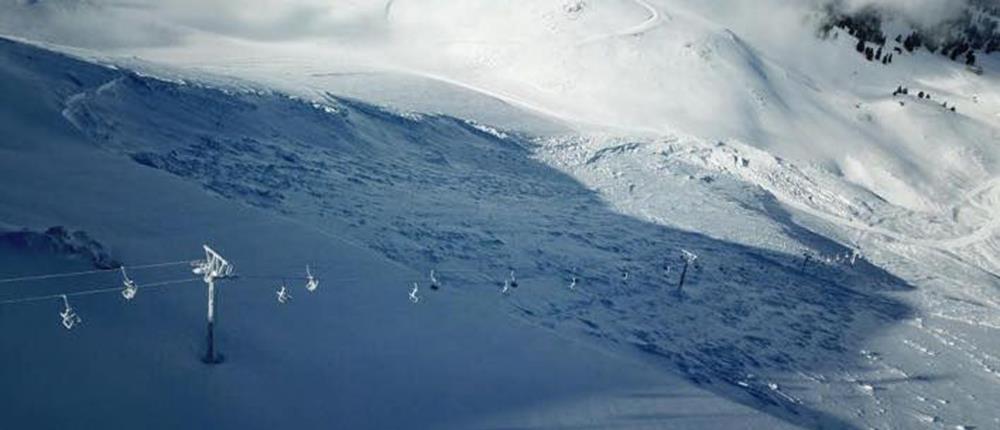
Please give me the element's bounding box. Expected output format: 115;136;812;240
0;0;999;429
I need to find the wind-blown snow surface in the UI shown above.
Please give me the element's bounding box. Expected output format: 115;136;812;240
0;38;801;429
1;0;999;428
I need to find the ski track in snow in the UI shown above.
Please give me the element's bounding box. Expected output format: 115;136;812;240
577;0;665;45
374;0;671;134
640;136;1000;275
385;0;665;45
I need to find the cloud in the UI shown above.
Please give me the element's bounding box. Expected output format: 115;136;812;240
0;0;391;48
0;0;183;48
141;0;389;41
836;0;969;28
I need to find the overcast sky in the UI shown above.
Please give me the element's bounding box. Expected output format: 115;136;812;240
0;0;975;50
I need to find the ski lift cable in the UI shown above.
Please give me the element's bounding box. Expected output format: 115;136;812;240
267;211;415;274
232;274;360;289
0;259;197;285
234;274;362;283
0;270;366;307
0;277;201;306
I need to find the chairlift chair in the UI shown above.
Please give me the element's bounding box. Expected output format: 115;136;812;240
59;295;81;330
276;284;292;304
121;267;138;300
409;283;420;304
568;268;579;290
305;265;319;292
429;270;440;291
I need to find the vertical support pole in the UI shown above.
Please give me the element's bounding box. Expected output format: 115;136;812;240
203;278;221;364
801;252;812;274
677;260;689;293
196;245;231;364
676;250;697;295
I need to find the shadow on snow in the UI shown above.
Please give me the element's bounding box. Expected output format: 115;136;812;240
4;37;915;429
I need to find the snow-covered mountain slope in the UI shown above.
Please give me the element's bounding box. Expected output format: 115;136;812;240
389;0;1000;218
13;0;1000;217
25;0;993;212
0;38;800;429
1;0;999;428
